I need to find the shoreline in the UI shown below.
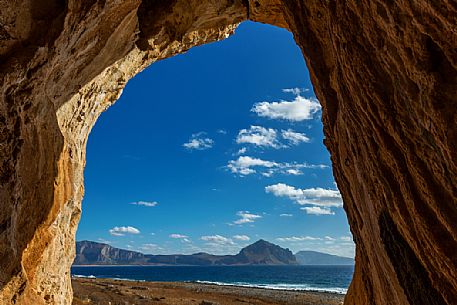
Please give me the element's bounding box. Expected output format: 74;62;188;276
71;275;347;295
72;277;345;305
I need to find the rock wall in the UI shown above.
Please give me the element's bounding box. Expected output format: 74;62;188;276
0;0;455;304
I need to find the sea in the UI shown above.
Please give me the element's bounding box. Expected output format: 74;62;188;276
71;265;354;294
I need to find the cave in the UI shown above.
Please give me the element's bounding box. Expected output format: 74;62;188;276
0;1;456;305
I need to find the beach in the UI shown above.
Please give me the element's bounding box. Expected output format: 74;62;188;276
72;277;345;305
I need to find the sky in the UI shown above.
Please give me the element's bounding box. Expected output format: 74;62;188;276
76;21;355;258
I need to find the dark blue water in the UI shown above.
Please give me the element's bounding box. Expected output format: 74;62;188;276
71;265;354;294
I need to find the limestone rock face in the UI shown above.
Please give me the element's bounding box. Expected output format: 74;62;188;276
0;1;455;305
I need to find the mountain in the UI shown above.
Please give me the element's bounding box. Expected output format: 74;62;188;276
75;240;148;265
73;240;298;266
234;239;298;265
295;250;354;265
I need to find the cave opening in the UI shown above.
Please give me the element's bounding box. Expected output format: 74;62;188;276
72;21;355;296
2;1;455;304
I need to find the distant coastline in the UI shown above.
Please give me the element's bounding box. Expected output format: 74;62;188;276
74;240;354;266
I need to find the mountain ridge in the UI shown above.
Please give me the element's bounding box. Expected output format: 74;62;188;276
74;240;353;266
74;239;298;266
295;250;354;265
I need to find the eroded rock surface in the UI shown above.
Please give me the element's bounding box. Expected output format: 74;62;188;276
0;1;456;304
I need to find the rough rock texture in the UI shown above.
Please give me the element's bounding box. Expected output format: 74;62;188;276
0;0;455;305
74;241;147;265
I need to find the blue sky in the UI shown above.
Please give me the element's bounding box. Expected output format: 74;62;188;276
76;21;354;258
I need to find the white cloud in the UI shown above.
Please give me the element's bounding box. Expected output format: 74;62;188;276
142;243;159;248
183;133;214;150
139;243;169;255
227;156;278;176
200;240;242;255
286;168;302;175
109;226;140;236
169;234;191;243
129;201;158;207
325;236;336;241
251;95;321;121
227;156;327;177
236;126;281;148
281;129;310;145
301;206;335;215
201;235;235;245
279;214;293;217
169;234;188;239
282;87;303;95
340;236;352;242
232;211;262;225
199;235;252;255
235;127;310;149
140;243;161;250
290;163;328;170
276;236;322;242
297;189;342;206
266;183;303;197
233;235;250;241
265;183;343;208
236;147;247;155
261;170;275;177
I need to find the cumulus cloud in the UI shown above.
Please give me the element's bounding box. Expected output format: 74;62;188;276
228;156;278;175
265;183;343;208
129;201;158;207
232;211;262;225
281;129;310;145
301;206;335;215
227;156;327;177
183;132;214;150
251;95;321;121
266;183;303;198
236;126;282;148
109;226;141;236
279;214;293;217
340;236;352;242
233;235;250;241
235;126;310;150
201;235;235;245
